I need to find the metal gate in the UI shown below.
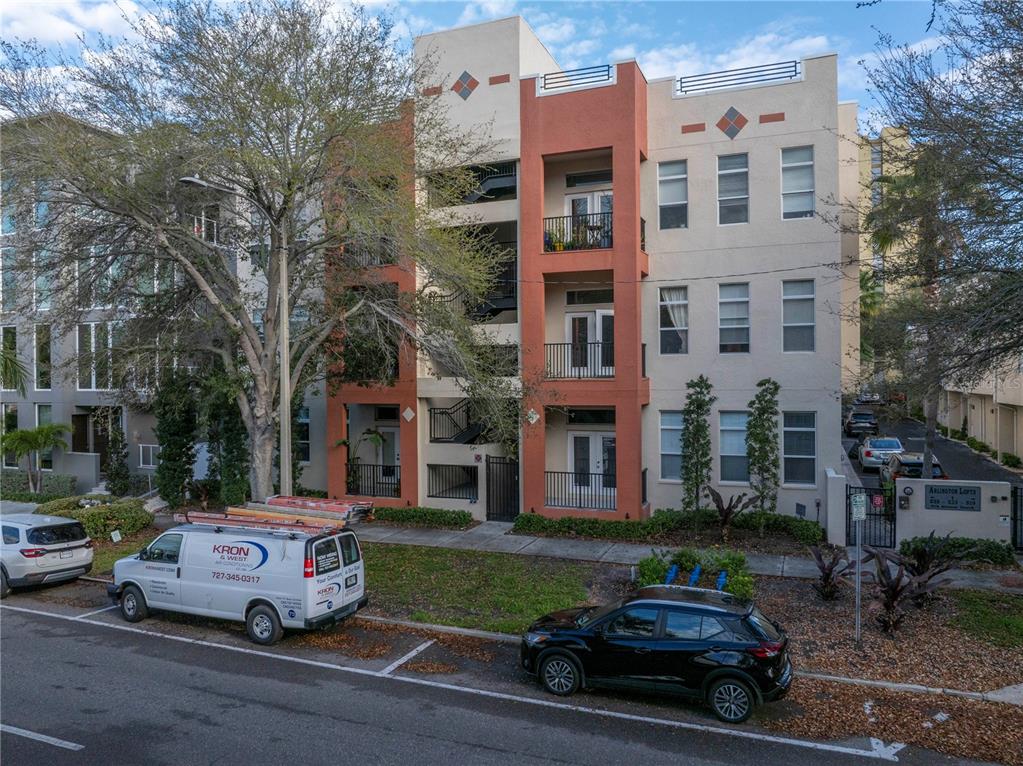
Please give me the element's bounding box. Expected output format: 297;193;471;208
1012;486;1023;551
846;485;896;548
486;455;520;522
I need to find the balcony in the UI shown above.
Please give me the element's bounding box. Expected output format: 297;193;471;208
545;342;614;379
544;212;612;252
345;463;400;497
545;470;616;511
676;60;800;96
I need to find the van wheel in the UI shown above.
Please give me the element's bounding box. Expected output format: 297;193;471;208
539;653;581;696
708;678;754;724
1;569;10;599
120;585;148;623
246;605;283;645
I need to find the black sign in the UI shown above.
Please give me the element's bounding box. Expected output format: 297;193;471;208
925;484;981;512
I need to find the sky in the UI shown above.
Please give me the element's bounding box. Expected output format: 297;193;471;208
1;0;942;124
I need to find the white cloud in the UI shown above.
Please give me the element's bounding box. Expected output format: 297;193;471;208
1;0;141;44
456;0;518;27
535;18;575;44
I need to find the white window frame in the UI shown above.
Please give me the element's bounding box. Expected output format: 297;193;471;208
659;410;683;482
782;411;817;486
657;160;688;230
717;153;749;226
658;286;689;356
718;283;750;354
34;323;51;391
35;403;54;471
780;146;815;220
76;321;114;391
139;444;161;469
33;249;52;311
1;325;16;391
782;280;815;353
77;246;116;310
719;410;750;484
296;406;311;464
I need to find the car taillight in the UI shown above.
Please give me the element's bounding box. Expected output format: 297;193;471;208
864;450;873;457
748;640;785;659
303;557;314;578
19;548;48;558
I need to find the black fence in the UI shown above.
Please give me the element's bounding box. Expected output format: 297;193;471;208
427;464;478;501
845;484;895;548
544;212;612;251
677;60;800;95
486;455;520;521
545;470;617;511
346;463;400;498
1012;486;1023;551
541;64;613;91
545;342;615;379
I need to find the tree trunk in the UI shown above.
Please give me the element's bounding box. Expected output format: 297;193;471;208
249;426;276;502
922;386;939;478
27;454;38;494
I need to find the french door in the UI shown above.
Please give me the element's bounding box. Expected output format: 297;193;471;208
565;191;613;248
568;431;617;493
565;311;614;377
376;427;400;478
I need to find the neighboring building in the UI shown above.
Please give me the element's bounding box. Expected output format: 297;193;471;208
939;366;1023;462
326;16;862;525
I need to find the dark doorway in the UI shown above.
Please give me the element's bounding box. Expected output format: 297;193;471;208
486;455;519;522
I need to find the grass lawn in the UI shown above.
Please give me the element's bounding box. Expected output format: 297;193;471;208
91;527;160;575
951;590;1023;649
363;542;599;634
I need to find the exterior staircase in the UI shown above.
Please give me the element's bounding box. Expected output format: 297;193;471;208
428;399;485;444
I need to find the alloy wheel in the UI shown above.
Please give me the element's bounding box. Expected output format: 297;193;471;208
713;682;750;722
123;593;136;617
543;658;575;694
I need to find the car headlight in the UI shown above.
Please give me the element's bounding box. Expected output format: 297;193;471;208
524;632;550;645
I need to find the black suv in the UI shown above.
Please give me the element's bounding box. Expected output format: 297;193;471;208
520;586;791;723
843;410;879;437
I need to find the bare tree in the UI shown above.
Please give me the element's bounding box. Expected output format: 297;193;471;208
1;0;519;499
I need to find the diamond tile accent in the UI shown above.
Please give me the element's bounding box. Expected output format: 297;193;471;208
716;107;747;139
452;70;479;100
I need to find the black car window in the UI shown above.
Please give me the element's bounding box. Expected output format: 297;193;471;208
700;617;731;641
663;611;701;640
147;533;183;563
605;608;659;638
746;608;782;641
576;600;622;627
338;534;360;566
27;523;86;545
2;525;19;544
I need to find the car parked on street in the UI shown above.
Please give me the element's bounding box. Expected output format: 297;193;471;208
857;437;905;471
879;453;949;482
520;586;791;724
855;391;882;405
843;410;879;437
1;513;94;598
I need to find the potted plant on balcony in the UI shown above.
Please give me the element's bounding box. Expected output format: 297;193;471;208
552;236;565;252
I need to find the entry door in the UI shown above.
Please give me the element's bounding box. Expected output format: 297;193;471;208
377;427;400;478
565;192;613;248
569;432;617;491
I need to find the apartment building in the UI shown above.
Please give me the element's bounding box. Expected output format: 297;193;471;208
940;368;1023;462
326;16;861;525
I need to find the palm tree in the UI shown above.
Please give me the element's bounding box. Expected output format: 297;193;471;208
0;344;27;395
0;423;71;493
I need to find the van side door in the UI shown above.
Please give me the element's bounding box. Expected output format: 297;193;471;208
139;532;184;608
337;532;365;605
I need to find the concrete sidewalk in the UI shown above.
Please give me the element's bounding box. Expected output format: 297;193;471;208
354;520;1023;594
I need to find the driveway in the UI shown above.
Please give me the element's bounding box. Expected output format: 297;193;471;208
0;500;38;514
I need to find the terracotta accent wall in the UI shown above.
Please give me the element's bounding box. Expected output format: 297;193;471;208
519;62;651;521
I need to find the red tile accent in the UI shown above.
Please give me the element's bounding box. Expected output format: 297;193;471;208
759;112;785;123
466;77;479;90
422;86;441;97
489;73;511;85
715;115;731;133
733;113;748;129
680;122;705;134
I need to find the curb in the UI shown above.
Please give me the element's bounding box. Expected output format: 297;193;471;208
796;671;1019;705
357;613;519;643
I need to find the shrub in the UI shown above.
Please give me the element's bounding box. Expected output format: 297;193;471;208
374;507;474;529
899;535;1016;568
809;546;852;600
35;495;151;539
636;550;672;586
669;547;701;573
0;469;76;499
637;547;754;599
733;511;824;545
937;424;949;437
1001;452;1022;468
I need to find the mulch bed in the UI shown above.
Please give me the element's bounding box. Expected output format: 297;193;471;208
757;576;1023;691
763;678;1023;766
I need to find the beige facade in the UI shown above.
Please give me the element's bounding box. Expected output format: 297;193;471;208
940;365;1023;462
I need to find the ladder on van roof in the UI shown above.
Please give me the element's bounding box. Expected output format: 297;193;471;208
173;510;346;535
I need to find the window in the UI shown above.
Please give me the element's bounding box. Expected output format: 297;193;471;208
1;177;15;235
720;411;750;482
1;326;15;389
718;283;750;353
34;183;50;229
658;161;688;229
375;406;399;421
139;444;161;469
663;611;702;639
605;607;659;638
566;288;613;305
147;533;182;563
28;523;87;546
782;280;815;352
870;143;883;207
2;526;18;544
1;248;15;313
77;322;113;390
718;153;749;224
314;538;341;575
77;247;114;309
339;534;361;566
660;411;683;481
34;250;53;310
659;287;688;354
2;402;18;468
781;146;814;219
34;324;51;390
783;412;816;484
36;404;53;470
296;406;311;463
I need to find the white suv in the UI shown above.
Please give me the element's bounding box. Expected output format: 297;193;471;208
1;513;94;598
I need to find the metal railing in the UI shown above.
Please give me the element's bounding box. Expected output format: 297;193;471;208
429;399;472;442
346;463;400;498
541;64;613;92
640;217;646;252
427;464;479;501
545;470;616;511
677;60;800;95
641;343;647;378
545;342;614;379
544;212;612;251
642;468;648;505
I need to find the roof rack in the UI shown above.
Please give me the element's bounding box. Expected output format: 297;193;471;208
173;510;344;536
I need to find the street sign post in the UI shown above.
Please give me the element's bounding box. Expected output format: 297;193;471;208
850;493;867;646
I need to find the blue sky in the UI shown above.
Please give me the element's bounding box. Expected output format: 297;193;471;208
2;0;941;123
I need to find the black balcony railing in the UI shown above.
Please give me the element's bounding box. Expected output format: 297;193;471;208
641;343;647;378
545;471;616;511
677;60;800;95
346;463;400;497
541;64;613;91
427;464;479;501
640;217;646;252
544;212;612;252
545;342;614;379
642;467;648;505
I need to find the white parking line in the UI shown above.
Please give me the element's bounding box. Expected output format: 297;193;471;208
74;605;120;620
380;639;435;675
1;723;85;751
0;603;905;761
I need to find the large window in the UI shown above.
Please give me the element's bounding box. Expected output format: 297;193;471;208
781;146;814;219
718;153;749;224
720;411;749;482
296;406;311;463
719;283;750;353
783;412;816;485
34;250;52;310
657;161;688;229
660;411;683;481
77;322;113;391
77;247;115;310
34;324;51;390
1;248;15;313
139;444;161;469
659;286;688;354
1;326;16;390
1;178;15;235
36;404;53;470
782;280;815;352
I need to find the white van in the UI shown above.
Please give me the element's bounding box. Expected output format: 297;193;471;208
107;523;367;644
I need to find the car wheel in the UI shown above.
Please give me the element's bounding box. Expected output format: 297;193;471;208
539;653;581;697
708;678;754;724
246;605;283;645
120;585;148;623
0;569;9;599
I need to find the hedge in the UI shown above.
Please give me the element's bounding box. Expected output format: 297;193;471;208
1001;453;1022;469
0;470;77;500
636;548;755;600
898;536;1017;568
374;507;474;529
35;495;151;539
